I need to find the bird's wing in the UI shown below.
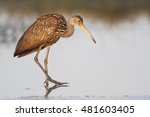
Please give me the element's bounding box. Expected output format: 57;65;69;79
14;14;67;57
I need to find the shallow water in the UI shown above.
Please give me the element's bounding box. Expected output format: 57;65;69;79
2;95;150;100
0;12;150;99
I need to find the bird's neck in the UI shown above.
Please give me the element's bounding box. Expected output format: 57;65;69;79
62;21;74;38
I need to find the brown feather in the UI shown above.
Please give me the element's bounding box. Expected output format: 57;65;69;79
14;14;67;57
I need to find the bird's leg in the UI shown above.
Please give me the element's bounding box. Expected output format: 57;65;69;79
34;45;48;80
34;45;69;85
44;46;50;94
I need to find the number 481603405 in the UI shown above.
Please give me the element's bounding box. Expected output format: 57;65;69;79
81;106;134;113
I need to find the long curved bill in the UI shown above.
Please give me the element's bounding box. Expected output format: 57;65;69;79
80;24;96;44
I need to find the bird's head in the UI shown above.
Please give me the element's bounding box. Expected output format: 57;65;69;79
70;15;96;44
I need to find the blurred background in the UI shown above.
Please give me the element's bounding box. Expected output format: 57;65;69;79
0;0;150;99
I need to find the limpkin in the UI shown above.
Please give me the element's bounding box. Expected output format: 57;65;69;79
14;14;96;97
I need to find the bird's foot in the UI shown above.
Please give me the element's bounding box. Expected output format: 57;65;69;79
45;77;69;86
57;82;69;86
44;82;68;90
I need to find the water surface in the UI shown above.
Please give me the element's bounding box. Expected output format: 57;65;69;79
0;12;150;99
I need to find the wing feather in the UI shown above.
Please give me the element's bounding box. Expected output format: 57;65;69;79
14;14;67;57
